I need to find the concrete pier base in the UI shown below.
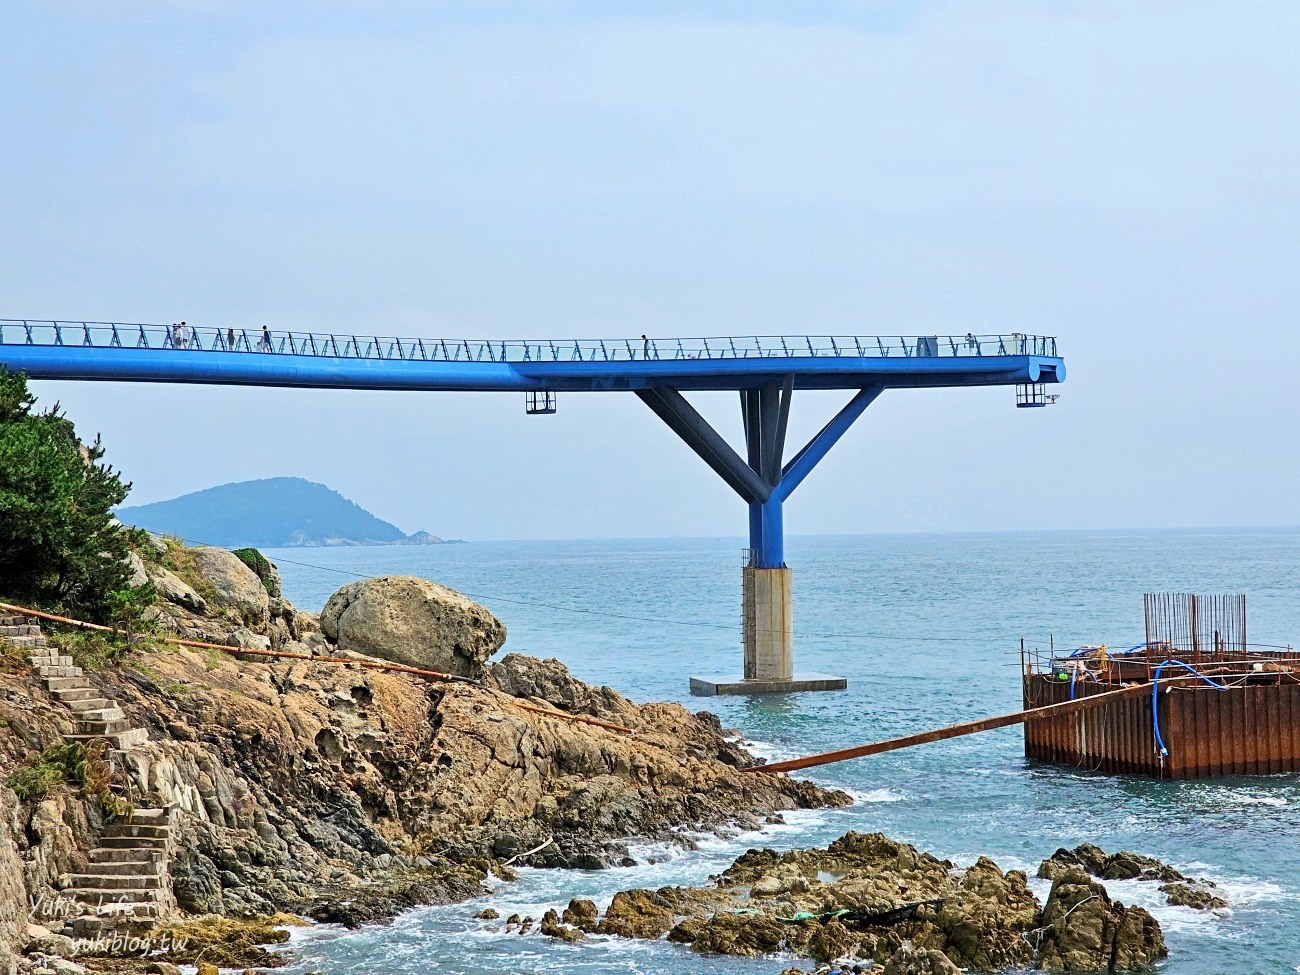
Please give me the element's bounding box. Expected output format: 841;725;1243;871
689;565;847;696
744;566;794;681
689;673;848;696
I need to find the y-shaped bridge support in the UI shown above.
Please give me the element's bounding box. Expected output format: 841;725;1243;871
636;381;883;694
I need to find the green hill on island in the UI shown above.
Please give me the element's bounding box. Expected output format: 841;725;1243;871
116;477;458;548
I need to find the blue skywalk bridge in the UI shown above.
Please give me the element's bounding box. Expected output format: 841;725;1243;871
1;319;1065;694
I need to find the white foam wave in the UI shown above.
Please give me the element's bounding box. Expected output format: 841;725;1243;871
848;787;909;804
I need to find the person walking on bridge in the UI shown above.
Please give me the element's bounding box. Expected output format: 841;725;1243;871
258;325;273;352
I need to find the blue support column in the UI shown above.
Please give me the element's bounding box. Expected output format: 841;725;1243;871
749;497;785;568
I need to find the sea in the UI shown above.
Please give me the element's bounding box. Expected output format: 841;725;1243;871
260;528;1300;975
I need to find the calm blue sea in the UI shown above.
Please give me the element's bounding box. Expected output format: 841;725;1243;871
264;529;1300;975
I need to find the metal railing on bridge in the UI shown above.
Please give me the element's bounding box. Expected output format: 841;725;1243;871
0;320;1058;364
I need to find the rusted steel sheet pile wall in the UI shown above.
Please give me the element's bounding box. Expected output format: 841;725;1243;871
1023;675;1300;779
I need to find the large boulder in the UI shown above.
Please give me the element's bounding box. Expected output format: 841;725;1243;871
1034;868;1167;972
151;566;207;614
319;576;505;678
192;547;270;627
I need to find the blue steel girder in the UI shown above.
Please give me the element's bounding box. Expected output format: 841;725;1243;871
640;381;887;569
0;324;1064;570
0;346;1063;393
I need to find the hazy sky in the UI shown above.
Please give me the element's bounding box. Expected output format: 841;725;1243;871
3;1;1297;541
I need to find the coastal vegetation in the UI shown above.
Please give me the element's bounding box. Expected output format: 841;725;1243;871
0;367;148;623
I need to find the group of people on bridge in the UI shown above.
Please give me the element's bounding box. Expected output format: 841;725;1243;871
169;321;275;352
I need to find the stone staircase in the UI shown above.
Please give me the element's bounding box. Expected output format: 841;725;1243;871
0;613;176;934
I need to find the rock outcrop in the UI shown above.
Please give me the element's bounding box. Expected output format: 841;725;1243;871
320;575;506;678
1038;843;1226;911
1034;868;1168;972
0;544;847;972
574;832;1166;972
191;547;270;628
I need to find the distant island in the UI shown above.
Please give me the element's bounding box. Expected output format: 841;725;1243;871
116;477;464;549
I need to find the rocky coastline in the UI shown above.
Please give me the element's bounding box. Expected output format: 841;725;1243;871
527;834;1183;973
0;537;845;973
0;537;1206;974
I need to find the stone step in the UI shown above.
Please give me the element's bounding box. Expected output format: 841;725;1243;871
46;676;92;691
75;706;126;723
80;858;162;877
68;873;164;891
104;823;171;840
53;687;105;703
36;664;82;678
125;808;172;826
7;635;49;649
29;653;73;668
0;624;42;636
67;728;148;750
77;719;131;736
64;697;116;713
68;886;165;904
96;835;168;850
89;848;165;865
0;616;35;628
66;901;163;932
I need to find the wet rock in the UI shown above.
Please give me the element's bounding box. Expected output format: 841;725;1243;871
170;847;225;914
587;832;1165;974
147;914;304;969
293;867;489;927
1034;868;1167;972
320;576;506;678
1038;844;1184;884
881;943;962;975
596;888;694;939
540;908;584;942
1160;881;1227;910
561;898;599;932
474;907;500;920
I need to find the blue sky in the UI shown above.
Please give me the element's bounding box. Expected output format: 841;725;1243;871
3;1;1297;540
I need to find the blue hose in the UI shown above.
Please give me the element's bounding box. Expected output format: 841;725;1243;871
1069;667;1078;701
1150;659;1231;757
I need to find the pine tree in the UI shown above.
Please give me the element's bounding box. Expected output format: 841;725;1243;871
0;367;137;621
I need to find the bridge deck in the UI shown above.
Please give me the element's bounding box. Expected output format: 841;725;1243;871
0;321;1063;392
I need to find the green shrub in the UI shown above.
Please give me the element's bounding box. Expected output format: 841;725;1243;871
232;547;278;596
6;740;131;819
0;368;145;623
49;628;134;671
7;759;66;800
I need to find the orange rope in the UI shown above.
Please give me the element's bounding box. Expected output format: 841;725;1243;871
0;601;633;735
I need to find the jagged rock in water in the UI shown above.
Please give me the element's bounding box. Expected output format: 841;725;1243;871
1034;868;1167;972
881;943;962;975
540;907;584;942
596;888;703;939
1159;881;1227;911
584;832;1165;973
562;898;599;931
320;575;506;678
1039;842;1224;911
1038;843;1184;884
